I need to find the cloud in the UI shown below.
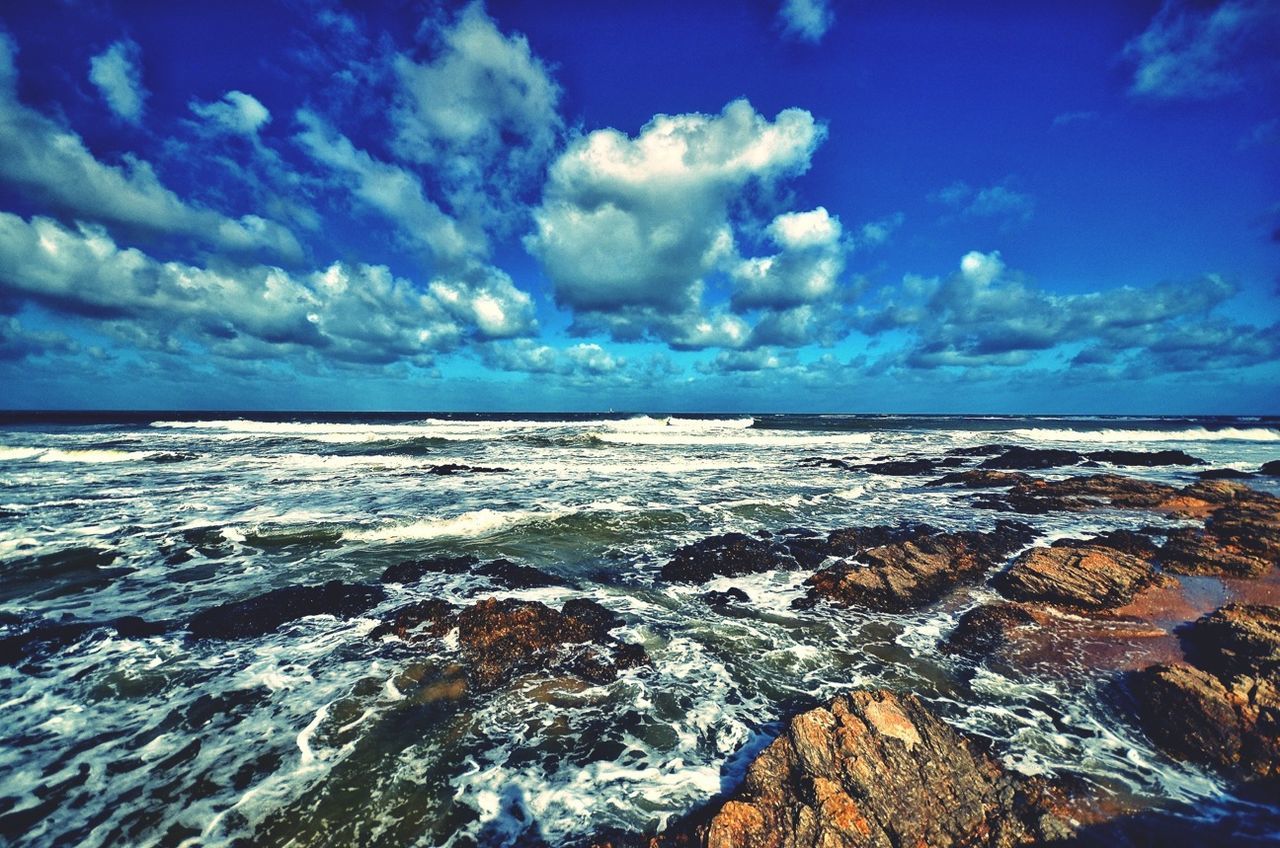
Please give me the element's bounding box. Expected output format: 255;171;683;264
930;180;1035;227
855;212;904;248
731;207;845;310
527;98;825;347
697;347;796;374
778;0;834;43
1123;0;1280;100
191;90;271;136
391;2;562;234
89;39;147;123
0;213;533;365
1051;110;1099;128
0;316;76;361
0;35;299;260
482;339;622;376
860;249;1274;373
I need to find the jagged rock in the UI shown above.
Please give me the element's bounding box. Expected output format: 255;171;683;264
796;457;858;471
979;447;1085;470
1050;529;1161;561
657;689;1074;848
801;521;1034;612
380;554;478;583
947;444;1013;457
661;533;799;583
1128;605;1280;779
1086;449;1204;467
856;458;943;475
776;528;832;569
474;558;568;589
823;522;940;558
927;469;1033;489
187;581;386;639
1160;497;1280;578
942;603;1040;658
373;596;646;692
425;463;510;475
993;545;1158;610
703;587;750;610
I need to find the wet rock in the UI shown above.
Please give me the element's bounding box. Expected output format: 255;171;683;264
993;545;1158;611
661;533;800;583
1050;529;1161;561
1160;497;1280;578
979;446;1085;470
823;522;940;558
658;689;1073;848
947;443;1013;457
802;521;1034;612
942;603;1040;658
1197;468;1255;480
926;469;1033;489
187;581;386;639
1261;460;1280;476
425;463;510;475
0;546;132;603
374;596;646;692
380;554;478;584
474;558;569;589
1086;449;1204;467
776;528;831;569
981;474;1183;515
796;456;858;471
1128;605;1280;779
703;587;750;609
856;458;943;475
0;616;171;666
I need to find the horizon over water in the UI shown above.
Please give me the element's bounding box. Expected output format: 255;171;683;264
2;412;1279;845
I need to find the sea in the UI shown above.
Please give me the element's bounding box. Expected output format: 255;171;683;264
1;412;1278;847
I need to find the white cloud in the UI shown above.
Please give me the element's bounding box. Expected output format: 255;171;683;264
930;180;1034;227
0;213;533;364
527;98;825;346
778;0;834;43
482;339;622;376
1124;0;1280;99
89;40;147;124
191;90;271;136
959;250;1005;286
856;212;904;248
732;207;845;310
0;35;299;259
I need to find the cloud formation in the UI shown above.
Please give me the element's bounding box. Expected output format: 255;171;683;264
778;0;834;43
191;90;271;136
931;181;1035;227
1124;0;1280;99
89;39;147;123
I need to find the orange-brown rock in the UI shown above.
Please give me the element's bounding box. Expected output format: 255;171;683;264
942;602;1041;658
993;545;1159;611
656;689;1074;848
372;597;647;691
1160;497;1280;578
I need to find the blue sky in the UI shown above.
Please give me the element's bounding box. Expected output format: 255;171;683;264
0;0;1277;412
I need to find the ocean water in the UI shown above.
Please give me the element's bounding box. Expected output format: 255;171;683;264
1;412;1278;846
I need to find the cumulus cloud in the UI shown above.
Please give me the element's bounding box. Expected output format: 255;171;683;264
732;207;845;310
1123;0;1280;99
89;39;147;123
931;181;1035;227
482;339;622;377
0;213;533;365
855;212;904;248
391;2;562;232
191;90;271;136
527;98;826;347
861;249;1276;373
778;0;834;43
0;316;76;361
0;35;299;260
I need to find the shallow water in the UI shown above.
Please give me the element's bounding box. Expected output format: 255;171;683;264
1;413;1278;846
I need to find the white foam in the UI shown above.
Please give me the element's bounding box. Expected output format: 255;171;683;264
0;446;156;463
343;507;570;543
1010;426;1280;443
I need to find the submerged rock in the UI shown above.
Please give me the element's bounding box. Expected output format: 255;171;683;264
702;587;750;610
993;545;1160;611
1128;604;1280;779
474;558;569;589
187;581;386;639
942;602;1040;659
801;521;1034;612
425;463;510;475
373;596;646;692
1051;529;1161;561
979;446;1085;470
0;616;171;666
1086;449;1204;467
1196;468;1255;480
656;689;1073;847
380;554;478;583
661;533;800;583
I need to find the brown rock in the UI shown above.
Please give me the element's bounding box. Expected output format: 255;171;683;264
659;689;1073;848
926;469;1034;489
1181;604;1280;681
1160;498;1280;578
661;533;800;583
993;545;1158;611
373;597;646;692
942;603;1040;658
802;522;1034;612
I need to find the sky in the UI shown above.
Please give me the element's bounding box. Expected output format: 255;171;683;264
0;0;1277;413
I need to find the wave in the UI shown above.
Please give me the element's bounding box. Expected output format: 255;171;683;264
1009;426;1280;444
343;507;572;543
0;446;161;463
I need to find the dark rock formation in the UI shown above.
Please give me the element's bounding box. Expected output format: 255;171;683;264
661;533;800;583
1260;460;1280;476
796;457;858;471
1160;495;1280;578
656;689;1074;848
823;522;940;558
425;464;510;475
1128;605;1280;779
979;447;1085;470
1050;529;1161;561
1086;449;1204;467
943;603;1040;659
187;581;386;639
947;444;1013;457
993;545;1158;611
1196;468;1255;480
703;587;750;609
927;469;1034;489
856;458;943;475
801;521;1034;612
474;558;569;589
373;596;646;692
380;554;478;583
1;616;171;666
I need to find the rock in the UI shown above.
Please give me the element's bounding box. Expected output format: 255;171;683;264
856;458;942;475
425;464;510;475
1261;460;1280;476
474;558;569;589
1196;468;1255;480
658;689;1073;848
1085;449;1204;467
947;443;1013;457
979;447;1085;470
776;528;832;569
802;521;1034;612
1160;497;1280;578
661;533;799;583
1;616;172;666
993;545;1157;611
187;581;386;639
0;546;132;603
703;587;750;609
1127;605;1280;779
943;603;1040;658
926;469;1034;489
380;554;478;583
1050;529;1160;560
978;474;1182;515
796;457;858;471
374;596;646;692
823;522;940;558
